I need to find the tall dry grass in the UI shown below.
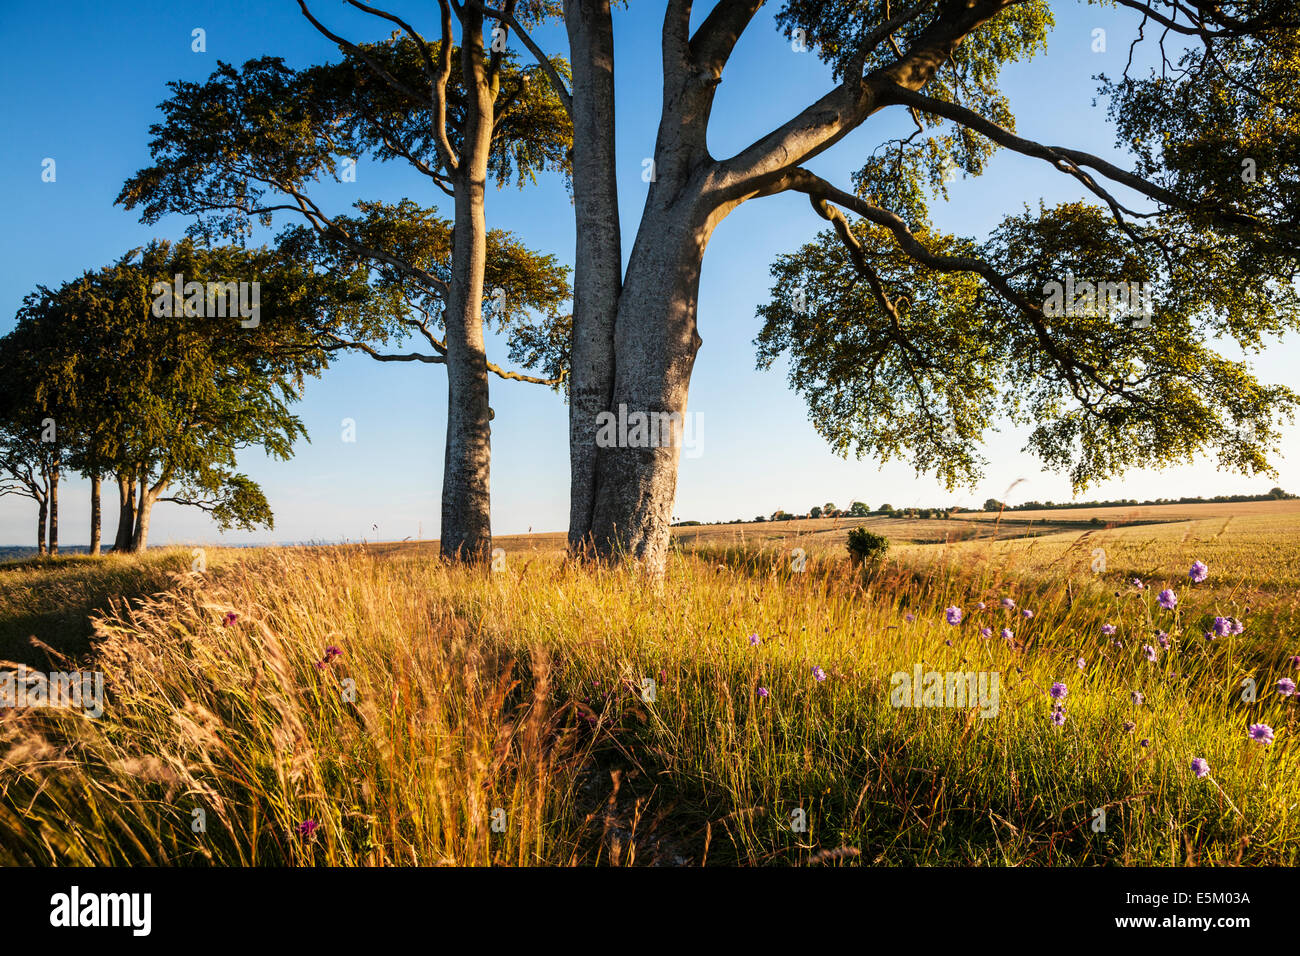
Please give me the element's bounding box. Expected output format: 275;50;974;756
1;511;1297;865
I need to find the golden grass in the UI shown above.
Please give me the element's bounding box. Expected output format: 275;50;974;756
1;505;1298;865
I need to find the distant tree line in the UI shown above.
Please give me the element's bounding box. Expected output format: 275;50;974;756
670;488;1293;528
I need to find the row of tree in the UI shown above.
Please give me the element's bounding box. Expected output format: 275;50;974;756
5;1;1298;572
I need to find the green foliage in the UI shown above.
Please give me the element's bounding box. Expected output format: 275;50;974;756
757;3;1300;496
277;200;572;388
2;239;349;533
846;526;890;564
118;41;572;241
758;202;1299;491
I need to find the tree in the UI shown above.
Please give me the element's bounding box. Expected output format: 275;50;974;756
823;502;838;515
849;501;869;516
0;419;58;555
5;240;350;552
119;6;572;562
0;307;77;554
984;499;1004;512
809;505;822;518
500;0;1300;575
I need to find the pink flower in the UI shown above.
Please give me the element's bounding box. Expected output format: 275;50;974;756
222;611;239;627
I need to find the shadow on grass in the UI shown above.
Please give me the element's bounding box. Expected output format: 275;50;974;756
0;551;191;668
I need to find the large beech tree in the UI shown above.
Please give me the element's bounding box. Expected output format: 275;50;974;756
494;0;1300;574
119;4;571;562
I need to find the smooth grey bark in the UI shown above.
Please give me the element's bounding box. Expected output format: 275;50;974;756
113;473;135;552
439;8;495;563
565;0;1001;575
563;0;621;555
47;466;59;555
589;175;730;569
89;472;101;556
130;478;159;553
36;498;47;555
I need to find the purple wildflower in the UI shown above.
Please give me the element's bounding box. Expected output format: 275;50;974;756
905;613;915;623
748;633;761;646
1213;617;1232;637
1189;561;1208;584
1050;681;1068;700
1001;597;1016;610
1276;678;1296;697
980;627;993;639
812;665;827;683
1157;589;1177;610
1077;657;1087;670
1101;623;1117;636
1001;627;1014;641
1050;709;1067;726
1156;630;1170;648
1190;757;1210;778
1248;723;1275;745
945;606;963;626
222;611;238;627
1022;608;1034;620
296;819;319;837
1143;644;1158;663
757;686;770;699
1132;577;1145;590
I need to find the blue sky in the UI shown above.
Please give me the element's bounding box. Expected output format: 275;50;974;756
1;0;1295;547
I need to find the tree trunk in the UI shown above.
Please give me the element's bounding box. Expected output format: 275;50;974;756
130;480;157;553
438;10;495;564
589;182;718;573
113;473;135;552
563;0;621;555
89;472;102;556
47;466;59;556
36;498;47;555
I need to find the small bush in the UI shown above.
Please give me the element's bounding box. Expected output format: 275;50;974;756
846;528;890;565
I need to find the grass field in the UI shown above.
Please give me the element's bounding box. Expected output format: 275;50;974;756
1;501;1298;865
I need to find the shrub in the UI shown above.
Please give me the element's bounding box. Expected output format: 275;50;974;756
846;527;890;565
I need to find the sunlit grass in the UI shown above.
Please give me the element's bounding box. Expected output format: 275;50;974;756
1;510;1297;865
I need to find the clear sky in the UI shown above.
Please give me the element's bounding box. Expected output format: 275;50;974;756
1;0;1295;547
